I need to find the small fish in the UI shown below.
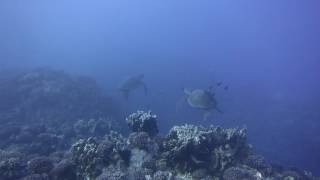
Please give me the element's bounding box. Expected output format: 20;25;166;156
224;86;229;91
216;81;223;86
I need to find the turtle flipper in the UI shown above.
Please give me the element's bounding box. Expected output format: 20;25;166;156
122;90;130;100
215;106;223;114
141;82;148;95
183;88;192;96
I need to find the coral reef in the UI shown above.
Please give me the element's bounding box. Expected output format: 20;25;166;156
0;68;118;123
20;174;49;180
27;157;53;174
0;68;124;179
159;124;249;176
126;110;159;137
95;166;128;180
66;111;318;180
244;154;272;176
223;165;263;180
0;69;318;179
0;68;122;138
0;109;316;179
49;159;76;180
71;137;99;179
153;170;174;180
71;132;130;179
0;158;25;179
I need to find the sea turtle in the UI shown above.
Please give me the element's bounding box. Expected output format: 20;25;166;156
118;74;148;100
183;88;222;120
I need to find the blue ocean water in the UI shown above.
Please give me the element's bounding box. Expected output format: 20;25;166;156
1;0;320;176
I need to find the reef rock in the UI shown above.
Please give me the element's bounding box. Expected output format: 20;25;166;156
0;68;122;130
71;132;130;179
27;156;53;174
0;153;26;180
160;124;250;175
223;165;263;180
65;111;319;180
126;110;159;137
0;68;124;164
0;100;318;180
49;159;76;180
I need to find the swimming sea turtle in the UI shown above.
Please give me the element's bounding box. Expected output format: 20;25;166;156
118;74;148;100
183;88;222;120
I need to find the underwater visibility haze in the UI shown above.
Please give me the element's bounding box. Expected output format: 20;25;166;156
0;0;320;179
